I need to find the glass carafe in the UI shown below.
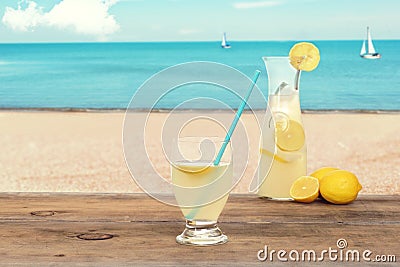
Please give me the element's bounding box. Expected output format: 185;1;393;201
257;57;307;200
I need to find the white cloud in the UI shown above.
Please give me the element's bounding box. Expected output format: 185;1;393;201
2;1;43;32
2;0;120;39
233;1;282;9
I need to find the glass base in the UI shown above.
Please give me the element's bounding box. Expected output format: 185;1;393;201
176;220;228;246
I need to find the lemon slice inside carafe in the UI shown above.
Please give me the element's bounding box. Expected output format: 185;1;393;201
275;119;305;152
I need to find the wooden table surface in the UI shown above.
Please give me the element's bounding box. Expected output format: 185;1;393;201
0;193;399;266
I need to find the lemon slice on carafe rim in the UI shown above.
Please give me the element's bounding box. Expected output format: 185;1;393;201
289;42;320;71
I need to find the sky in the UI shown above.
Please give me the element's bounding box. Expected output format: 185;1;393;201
0;0;399;43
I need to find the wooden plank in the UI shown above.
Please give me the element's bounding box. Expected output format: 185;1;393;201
0;194;399;224
0;221;398;266
0;194;399;266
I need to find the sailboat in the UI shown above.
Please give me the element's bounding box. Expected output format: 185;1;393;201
221;32;231;49
360;27;381;59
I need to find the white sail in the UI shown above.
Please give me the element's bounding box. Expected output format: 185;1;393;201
360;27;380;59
221;33;227;47
360;40;366;55
221;32;231;48
367;27;376;54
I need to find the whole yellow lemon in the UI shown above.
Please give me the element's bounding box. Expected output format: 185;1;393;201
320;170;362;204
310;167;339;183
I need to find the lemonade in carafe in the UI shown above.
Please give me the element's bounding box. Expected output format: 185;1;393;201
258;43;320;200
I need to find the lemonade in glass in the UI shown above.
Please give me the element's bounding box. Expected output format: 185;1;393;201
171;137;232;246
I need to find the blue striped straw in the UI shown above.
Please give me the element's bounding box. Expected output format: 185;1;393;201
213;70;261;166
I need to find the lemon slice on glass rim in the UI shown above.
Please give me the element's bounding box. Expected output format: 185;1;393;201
289;42;320;71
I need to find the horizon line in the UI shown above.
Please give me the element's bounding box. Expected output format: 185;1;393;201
0;38;399;45
1;107;400;114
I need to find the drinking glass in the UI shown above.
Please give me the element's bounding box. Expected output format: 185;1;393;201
171;136;232;246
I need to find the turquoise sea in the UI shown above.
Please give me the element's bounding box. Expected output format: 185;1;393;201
0;41;399;110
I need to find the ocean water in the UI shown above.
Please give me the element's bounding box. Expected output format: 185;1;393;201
0;41;399;110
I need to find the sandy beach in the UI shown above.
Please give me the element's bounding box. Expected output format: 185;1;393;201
0;111;399;194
